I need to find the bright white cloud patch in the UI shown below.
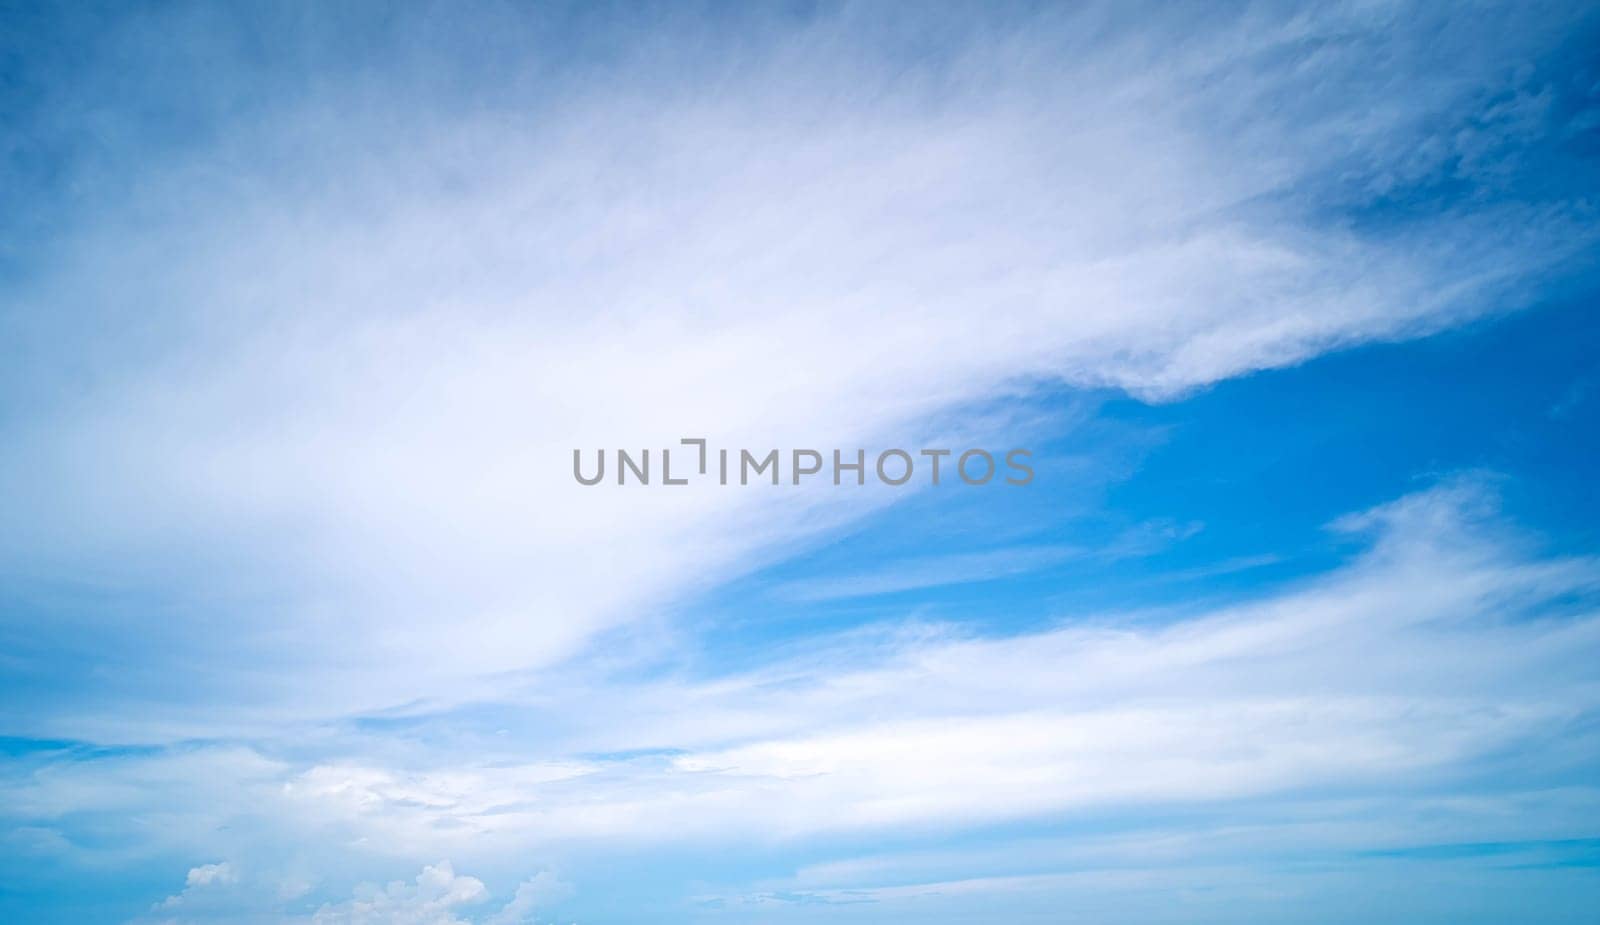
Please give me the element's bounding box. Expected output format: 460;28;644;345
156;861;240;911
137;860;565;925
185;863;239;889
484;873;573;925
308;862;487;925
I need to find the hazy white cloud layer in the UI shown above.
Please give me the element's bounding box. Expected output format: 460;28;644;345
6;481;1599;920
2;1;1594;735
2;2;1597;921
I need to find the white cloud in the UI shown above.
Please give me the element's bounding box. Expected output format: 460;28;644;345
2;6;1595;923
17;482;1592;854
308;862;486;925
5;481;1596;917
250;484;1592;850
483;873;572;925
1;2;1592;740
157;861;240;910
186;863;239;889
134;860;564;925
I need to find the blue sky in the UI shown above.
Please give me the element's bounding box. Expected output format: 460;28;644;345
2;2;1599;923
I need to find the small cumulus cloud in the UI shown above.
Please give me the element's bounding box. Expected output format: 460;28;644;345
140;861;567;925
157;861;239;910
484;872;573;925
309;861;487;925
186;862;239;889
